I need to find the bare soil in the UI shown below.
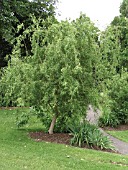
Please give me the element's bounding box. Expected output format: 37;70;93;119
29;131;118;154
103;125;128;131
29;132;72;145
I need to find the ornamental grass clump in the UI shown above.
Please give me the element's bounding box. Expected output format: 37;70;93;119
69;121;114;150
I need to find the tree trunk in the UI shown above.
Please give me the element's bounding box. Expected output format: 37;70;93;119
48;114;57;134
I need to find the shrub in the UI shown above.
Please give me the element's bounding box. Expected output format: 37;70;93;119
16;111;29;128
98;72;128;127
110;73;128;124
98;107;120;127
98;113;120;127
36;106;83;133
16;107;35;128
69;121;113;150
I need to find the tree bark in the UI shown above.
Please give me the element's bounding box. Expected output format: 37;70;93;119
48;114;57;134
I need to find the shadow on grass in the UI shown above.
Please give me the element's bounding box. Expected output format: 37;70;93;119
17;127;45;133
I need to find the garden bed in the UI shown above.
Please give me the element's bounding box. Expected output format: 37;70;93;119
103;125;128;131
29;131;118;154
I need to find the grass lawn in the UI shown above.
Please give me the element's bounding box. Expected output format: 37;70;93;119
0;108;128;170
107;130;128;143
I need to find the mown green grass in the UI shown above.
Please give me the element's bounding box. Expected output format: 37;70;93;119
107;130;128;143
0;108;128;170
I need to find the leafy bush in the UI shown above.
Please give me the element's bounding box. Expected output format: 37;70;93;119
16;107;36;128
69;121;113;150
98;112;119;127
98;24;128;127
0;59;35;107
53;113;85;133
98;105;120;127
110;73;128;124
98;72;128;127
16;111;29;128
36;106;83;133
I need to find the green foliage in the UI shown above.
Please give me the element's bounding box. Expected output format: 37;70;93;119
16;111;29;128
0;59;35;106
111;16;128;71
110;0;128;73
99;26;121;80
0;0;57;68
98;2;128;128
97;19;128;127
54;113;84;133
98;72;128;127
120;0;128;18
0;15;100;132
16;107;37;128
0;0;57;42
34;105;84;133
109;72;128;124
69;121;113;150
98;91;120;127
99;113;119;128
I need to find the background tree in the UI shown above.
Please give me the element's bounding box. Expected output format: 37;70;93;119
111;0;128;71
98;0;128;126
0;0;57;68
120;0;128;18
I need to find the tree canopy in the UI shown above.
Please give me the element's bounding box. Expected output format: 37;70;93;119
0;0;57;68
111;0;128;71
120;0;128;18
0;15;100;134
97;0;128;126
